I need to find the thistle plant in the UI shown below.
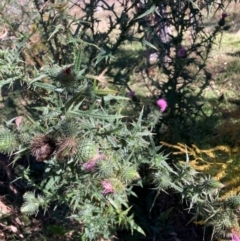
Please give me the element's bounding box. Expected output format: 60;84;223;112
0;46;180;239
129;0;229;143
0;37;227;239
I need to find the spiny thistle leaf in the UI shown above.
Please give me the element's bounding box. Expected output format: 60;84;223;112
0;128;18;154
22;191;36;202
36;195;45;206
152;157;176;175
63;87;88;112
21;192;39;215
42;109;62;119
66;109;124;120
21;202;39;216
32;82;57;91
21;192;45;216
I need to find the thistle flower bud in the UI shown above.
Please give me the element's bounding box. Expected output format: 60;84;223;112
128;90;138;102
218;12;227;27
177;46;187;58
77;140;99;162
128;91;135;98
222;12;227;19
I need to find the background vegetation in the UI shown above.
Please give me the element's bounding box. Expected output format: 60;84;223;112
0;0;240;240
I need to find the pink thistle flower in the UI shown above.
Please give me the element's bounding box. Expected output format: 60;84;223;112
177;46;187;58
156;99;168;112
102;180;114;195
82;153;105;172
218;12;227;26
231;231;240;241
232;233;240;241
83;160;97;171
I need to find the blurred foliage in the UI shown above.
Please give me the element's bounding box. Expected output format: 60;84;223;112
161;141;240;240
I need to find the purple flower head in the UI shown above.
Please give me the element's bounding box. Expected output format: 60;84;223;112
156;99;168;112
82;153;105;172
232;233;240;241
83;160;97;172
102;180;114;195
128;91;135;98
177;46;187;58
222;12;227;19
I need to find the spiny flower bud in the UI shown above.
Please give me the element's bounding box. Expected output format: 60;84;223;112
128;90;138;102
218;12;227;27
222;12;227;19
77;140;99;162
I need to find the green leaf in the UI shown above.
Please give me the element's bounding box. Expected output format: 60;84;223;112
158;207;174;222
93;89;118;95
29;74;47;84
142;38;158;51
0;76;19;88
135;5;156;20
48;225;67;236
108;197;121;210
63;85;88;112
66;110;124;120
32;82;56;91
25;114;45;132
188;0;200;10
103;95;130;101
47;24;62;41
129;218;146;236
